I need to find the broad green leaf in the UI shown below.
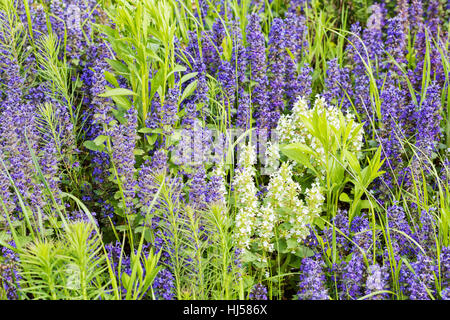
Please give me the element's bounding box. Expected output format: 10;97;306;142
280;143;318;175
180;72;198;85
99;88;137;98
93;135;108;146
180;80;198;103
83;140;105;152
106;59;129;74
339;192;351;203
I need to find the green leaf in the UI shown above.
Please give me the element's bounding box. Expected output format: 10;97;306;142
280;143;318;175
339;192;351;203
295;245;315;258
104;71;120;87
287;238;298;249
150;69;164;102
138;127;153;134
147;134;158;145
180;72;198;85
167;64;187;78
180;80;198;103
360;200;373;210
106;59;129;74
111;95;132;110
314;217;325;230
93;135;108;146
83;140;105;152
344;149;361;175
99;88;137;98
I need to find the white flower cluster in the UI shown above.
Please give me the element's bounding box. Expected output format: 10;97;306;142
233;144;258;250
214;163;228;207
234;95;361;252
257;204;276;252
306;178;325;215
277;95;364;173
264;141;280;173
265;163;324;247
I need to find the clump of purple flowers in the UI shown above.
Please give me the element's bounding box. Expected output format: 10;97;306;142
249;283;268;300
297;256;329;300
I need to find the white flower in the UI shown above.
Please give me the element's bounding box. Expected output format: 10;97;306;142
233;143;259;250
265;141;280;173
257;204;276;252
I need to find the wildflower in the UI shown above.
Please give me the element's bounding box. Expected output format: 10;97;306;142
206;163;227;206
323;58;353;112
295;64;313;103
323;210;351;256
153;269;175;300
384;16;407;70
265;162;312;244
350;215;374;252
415;82;442;158
110;108;139;213
298;257;329;300
401;254;437;300
267;18;286;128
257;204;276;252
236;91;251;130
409;0;424;29
365;264;390;300
233;144;258;250
189;165;208;210
246;13;269;130
0;241;21;300
137;150;168;215
218;59;236;116
386;205;416;257
341;251;365;299
249;283;268;300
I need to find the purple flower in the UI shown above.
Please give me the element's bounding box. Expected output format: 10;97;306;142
288;0;308;13
384;16;407;72
415;209;438;254
206;170;226;205
0;53;42;215
409;0;424;29
324;210;351;257
236;91;251;130
386;205;417;257
137;151;168;215
284;13;308;104
415;82;442;158
153;269;175;300
1;240;21;300
188;165;208;210
425;0;441;36
350;214;373;252
323;58;353;111
246;13;269;130
217;59;236;118
365;264;390;300
401;254;437;300
442;288;450;300
439;246;450;291
154;88;179;136
110;108;138;213
249;283;268;300
341;251;365;299
298;256;329;300
267;18;286;127
295;63;313;102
